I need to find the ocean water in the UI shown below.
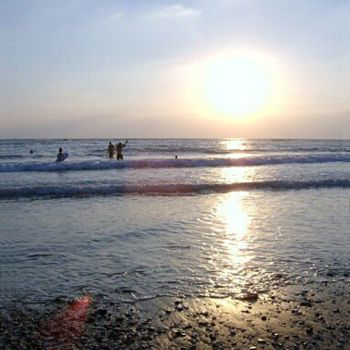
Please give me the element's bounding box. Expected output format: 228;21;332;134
0;139;349;305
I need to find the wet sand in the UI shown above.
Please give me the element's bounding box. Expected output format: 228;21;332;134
1;282;349;349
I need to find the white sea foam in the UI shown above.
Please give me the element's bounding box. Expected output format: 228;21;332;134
0;153;349;172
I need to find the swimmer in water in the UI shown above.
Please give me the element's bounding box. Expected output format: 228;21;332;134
56;148;65;162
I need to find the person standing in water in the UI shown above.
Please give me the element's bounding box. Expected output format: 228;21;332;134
107;142;115;159
115;140;127;160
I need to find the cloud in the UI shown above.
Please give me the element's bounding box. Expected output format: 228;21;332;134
147;4;200;20
104;11;125;22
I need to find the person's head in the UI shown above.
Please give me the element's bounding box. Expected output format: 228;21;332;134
59;147;62;153
109;141;112;145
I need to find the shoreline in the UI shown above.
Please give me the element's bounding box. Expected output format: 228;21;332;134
1;282;349;349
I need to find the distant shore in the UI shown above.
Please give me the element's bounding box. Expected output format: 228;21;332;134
1;281;349;349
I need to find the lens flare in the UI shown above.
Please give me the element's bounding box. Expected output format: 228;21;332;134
41;295;92;346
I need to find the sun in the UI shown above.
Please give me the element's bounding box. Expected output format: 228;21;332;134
201;52;273;118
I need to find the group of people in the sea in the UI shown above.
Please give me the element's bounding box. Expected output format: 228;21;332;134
107;140;128;160
55;141;128;162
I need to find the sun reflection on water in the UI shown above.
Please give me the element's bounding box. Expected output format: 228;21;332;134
219;139;250;159
221;139;246;152
218;166;257;183
211;162;257;294
217;191;251;267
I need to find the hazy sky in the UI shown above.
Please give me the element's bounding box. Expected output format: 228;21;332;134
1;0;349;138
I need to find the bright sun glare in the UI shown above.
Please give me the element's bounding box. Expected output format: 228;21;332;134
202;52;273;118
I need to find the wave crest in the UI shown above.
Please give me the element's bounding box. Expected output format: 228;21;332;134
1;180;349;199
0;154;350;173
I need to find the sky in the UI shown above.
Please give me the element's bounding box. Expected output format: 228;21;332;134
1;0;349;138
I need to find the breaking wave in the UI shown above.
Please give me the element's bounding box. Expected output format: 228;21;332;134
1;179;350;199
1;153;350;173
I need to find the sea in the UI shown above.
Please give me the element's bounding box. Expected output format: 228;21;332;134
0;138;349;306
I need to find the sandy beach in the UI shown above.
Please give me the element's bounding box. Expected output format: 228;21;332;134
1;281;349;349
